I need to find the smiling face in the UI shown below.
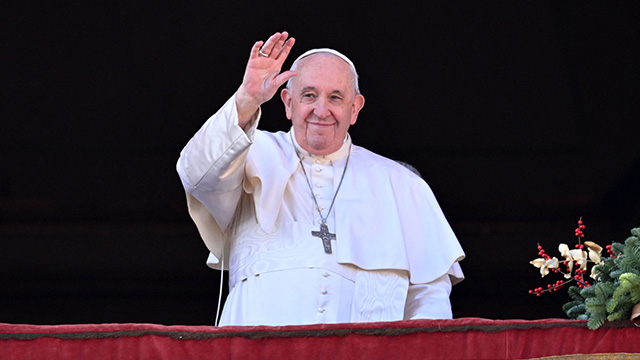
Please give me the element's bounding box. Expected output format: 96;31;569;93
280;53;365;156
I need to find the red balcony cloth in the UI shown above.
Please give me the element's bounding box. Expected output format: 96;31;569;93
1;318;639;359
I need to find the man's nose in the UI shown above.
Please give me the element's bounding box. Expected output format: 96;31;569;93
313;98;331;119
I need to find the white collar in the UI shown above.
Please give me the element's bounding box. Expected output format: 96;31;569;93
289;127;352;164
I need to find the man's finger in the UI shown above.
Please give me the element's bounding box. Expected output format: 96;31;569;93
268;32;290;58
273;70;298;88
258;32;285;58
276;37;295;62
250;40;265;58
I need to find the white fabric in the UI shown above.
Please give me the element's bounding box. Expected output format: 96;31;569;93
178;94;465;326
292;48;357;74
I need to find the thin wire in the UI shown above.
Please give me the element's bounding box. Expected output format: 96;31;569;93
215;249;225;326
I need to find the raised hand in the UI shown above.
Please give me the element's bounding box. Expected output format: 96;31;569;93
236;32;296;128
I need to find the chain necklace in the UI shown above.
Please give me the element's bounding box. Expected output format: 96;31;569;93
291;132;351;254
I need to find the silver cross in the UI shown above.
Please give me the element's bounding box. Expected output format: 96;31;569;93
311;223;336;254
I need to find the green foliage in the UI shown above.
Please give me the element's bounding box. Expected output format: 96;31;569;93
609;269;626;281
585;301;606;329
592;257;618;283
616;272;640;304
611;241;626;255
584;282;616;329
562;227;640;329
607;272;640;322
614;236;640;275
564;300;587;319
563;286;587;319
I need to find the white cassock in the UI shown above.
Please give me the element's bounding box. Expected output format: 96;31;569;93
177;94;465;326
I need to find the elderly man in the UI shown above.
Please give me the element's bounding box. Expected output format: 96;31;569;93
177;32;465;326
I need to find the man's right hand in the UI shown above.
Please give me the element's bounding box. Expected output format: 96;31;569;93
235;32;296;129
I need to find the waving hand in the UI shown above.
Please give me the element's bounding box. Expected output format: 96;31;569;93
236;32;296;128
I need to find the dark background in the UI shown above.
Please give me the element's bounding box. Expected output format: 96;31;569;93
2;2;639;325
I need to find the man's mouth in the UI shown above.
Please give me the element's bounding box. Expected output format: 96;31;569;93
307;120;335;127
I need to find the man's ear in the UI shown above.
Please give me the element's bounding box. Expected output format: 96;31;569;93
280;88;292;120
350;94;365;125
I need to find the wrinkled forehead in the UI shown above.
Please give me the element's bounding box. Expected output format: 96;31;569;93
288;48;360;94
294;53;352;79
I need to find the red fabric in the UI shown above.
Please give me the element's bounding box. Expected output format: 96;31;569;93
1;318;639;359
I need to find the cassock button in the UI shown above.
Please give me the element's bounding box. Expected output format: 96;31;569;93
314;167;322;173
321;290;328;295
323;272;330;278
317;308;326;313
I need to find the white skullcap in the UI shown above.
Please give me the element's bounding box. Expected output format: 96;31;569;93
291;48;357;73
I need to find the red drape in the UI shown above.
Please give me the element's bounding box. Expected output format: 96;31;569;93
1;318;639;359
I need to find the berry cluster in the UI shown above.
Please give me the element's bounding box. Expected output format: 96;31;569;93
605;244;616;258
574;218;586;250
529;279;565;296
573;268;590;288
575;219;586;238
537;245;550;260
529;218;605;296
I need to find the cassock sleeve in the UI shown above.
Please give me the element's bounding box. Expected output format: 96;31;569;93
404;272;454;320
176;94;260;264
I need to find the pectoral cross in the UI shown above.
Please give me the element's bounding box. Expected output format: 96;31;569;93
312;222;336;254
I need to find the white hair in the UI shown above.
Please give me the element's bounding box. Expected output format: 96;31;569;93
286;48;360;94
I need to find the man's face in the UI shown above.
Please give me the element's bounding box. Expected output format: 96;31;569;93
281;54;365;156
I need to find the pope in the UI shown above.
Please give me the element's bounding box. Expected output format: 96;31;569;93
177;31;465;326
